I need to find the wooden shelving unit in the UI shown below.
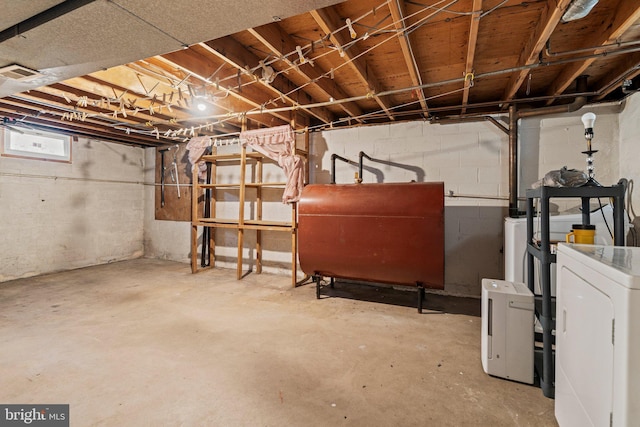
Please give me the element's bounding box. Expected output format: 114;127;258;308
190;144;307;287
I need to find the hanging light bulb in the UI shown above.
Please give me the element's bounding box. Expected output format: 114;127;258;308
581;112;596;140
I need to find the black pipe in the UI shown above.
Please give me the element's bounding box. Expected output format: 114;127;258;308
201;160;213;267
0;0;97;44
517;75;589;118
159;148;170;207
330;154;358;184
358;151;372;182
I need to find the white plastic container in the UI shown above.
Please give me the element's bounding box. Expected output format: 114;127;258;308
481;278;534;384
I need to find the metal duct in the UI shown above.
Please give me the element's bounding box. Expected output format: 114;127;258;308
562;0;599;22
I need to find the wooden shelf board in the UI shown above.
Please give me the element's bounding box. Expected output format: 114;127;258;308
201;152;267;162
194;217;293;230
199;182;286;189
199;183;241;188
246;182;286;187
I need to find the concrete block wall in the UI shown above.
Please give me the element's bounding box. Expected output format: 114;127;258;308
619;93;640;246
519;106;620;214
0;137;145;282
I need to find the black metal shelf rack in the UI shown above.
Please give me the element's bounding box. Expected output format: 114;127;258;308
525;181;626;398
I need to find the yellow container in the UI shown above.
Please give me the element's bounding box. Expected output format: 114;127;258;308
565;224;596;244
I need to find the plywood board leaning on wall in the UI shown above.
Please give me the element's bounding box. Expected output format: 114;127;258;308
155;145;197;221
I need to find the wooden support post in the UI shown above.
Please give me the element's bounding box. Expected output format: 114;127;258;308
237;145;247;280
209;146;217;267
237;117;247;280
190;164;199;273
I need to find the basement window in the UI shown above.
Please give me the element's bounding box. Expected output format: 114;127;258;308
1;127;71;163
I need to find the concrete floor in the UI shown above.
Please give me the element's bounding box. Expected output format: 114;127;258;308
0;259;557;426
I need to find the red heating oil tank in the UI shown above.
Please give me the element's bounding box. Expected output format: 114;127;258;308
298;182;444;289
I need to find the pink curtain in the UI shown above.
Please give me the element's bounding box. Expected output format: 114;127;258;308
185;136;211;181
240;125;305;203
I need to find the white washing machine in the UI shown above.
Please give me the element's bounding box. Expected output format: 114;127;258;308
555;244;640;427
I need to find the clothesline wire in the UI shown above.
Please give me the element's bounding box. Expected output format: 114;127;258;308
193;126;305;148
185;85;465;148
163;0;457;135
116;0;464;140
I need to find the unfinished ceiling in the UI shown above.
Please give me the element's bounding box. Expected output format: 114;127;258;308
1;0;639;147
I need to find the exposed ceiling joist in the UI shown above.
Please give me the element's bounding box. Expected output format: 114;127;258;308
157;54;290;126
546;1;640;102
1;0;639;147
461;0;483;114
199;38;333;125
592;52;640;101
249;23;365;121
502;0;573;103
310;7;394;120
388;0;428;115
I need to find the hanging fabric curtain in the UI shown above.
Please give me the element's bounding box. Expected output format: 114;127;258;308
240;124;304;203
185;136;212;181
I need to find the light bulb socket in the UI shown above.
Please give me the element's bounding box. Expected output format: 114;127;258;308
584;127;594;139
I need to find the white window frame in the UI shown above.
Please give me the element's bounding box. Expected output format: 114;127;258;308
1;126;72;163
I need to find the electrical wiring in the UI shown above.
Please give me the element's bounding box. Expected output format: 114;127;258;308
627;179;637;219
596;198;614;239
626;179;638;246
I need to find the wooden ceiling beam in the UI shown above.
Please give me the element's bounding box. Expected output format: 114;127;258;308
546;1;640;102
592;52;640;101
122;60;240;131
0;100;162;146
154;51;292;128
20;83;224;142
388;0;428;115
199;37;333;125
461;0;483;114
53;76;189;124
18;87;160;131
310;7;394;120
44;82;184;132
248;22;365;120
502;0;573;103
